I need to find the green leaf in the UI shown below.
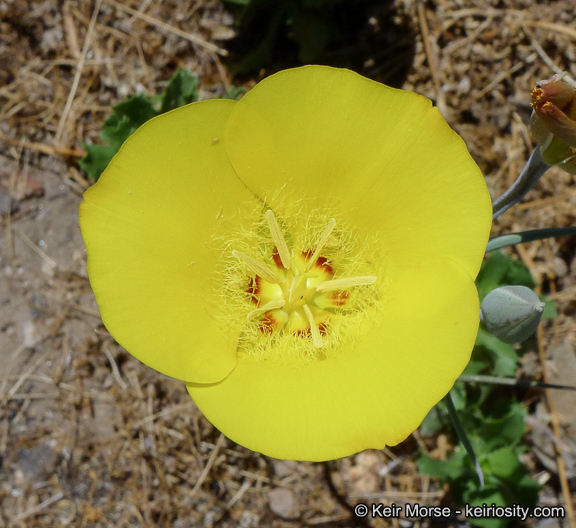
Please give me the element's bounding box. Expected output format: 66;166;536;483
99;115;137;151
450;382;469;411
541;295;557;319
475;327;519;377
99;94;157;151
419;401;448;437
464;487;511;528
223;85;246;100
159;69;199;114
462;360;489;376
476;252;535;300
479;401;527;449
107;94;156;130
78;144;117;181
486;446;524;480
417;448;469;481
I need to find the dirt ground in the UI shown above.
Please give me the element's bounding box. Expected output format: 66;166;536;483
1;0;576;527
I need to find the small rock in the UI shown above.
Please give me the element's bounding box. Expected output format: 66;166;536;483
268;488;300;519
0;192;19;215
12;170;45;201
238;511;260;528
272;460;297;479
551;257;568;278
15;442;57;483
21;320;42;348
348;451;381;493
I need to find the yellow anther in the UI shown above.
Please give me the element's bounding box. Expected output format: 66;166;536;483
316;275;377;292
303;304;323;349
247;299;286;320
306;218;336;271
232;250;280;284
265;210;291;269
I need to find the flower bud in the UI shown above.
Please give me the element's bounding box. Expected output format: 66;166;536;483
530;74;576;175
480;286;545;344
533;74;576;110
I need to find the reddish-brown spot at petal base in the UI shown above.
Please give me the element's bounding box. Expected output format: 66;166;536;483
301;250;334;276
315;256;334;275
247;276;261;304
294;328;311;338
272;246;284;269
292;319;329;337
330;290;349;306
258;312;280;334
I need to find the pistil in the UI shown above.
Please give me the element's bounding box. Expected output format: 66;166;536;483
288;273;308;306
233;212;377;348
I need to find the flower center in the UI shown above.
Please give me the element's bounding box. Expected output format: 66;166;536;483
233;210;376;348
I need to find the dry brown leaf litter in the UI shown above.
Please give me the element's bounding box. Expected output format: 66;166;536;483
1;0;575;526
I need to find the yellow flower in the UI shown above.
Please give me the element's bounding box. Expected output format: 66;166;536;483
80;66;492;461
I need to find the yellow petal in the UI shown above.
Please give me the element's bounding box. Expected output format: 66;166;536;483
225;65;491;278
187;257;478;461
80;100;261;383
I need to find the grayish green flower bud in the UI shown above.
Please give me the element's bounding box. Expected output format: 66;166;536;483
480;286;545;344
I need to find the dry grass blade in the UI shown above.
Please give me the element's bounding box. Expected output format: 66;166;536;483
0;131;85;157
526;20;576;40
190;433;225;498
468;53;536;102
13;491;65;521
12;227;58;271
106;0;228;56
55;0;104;145
416;1;446;115
537;328;576;528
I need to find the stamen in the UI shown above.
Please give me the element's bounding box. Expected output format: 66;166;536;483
303;304;323;348
247;299;285;320
232;250;280;284
316;276;377;292
306;218;336;271
265;210;291;269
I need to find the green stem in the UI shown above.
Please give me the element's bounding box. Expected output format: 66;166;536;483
486;226;576;252
444;391;484;487
492;148;550;219
458;374;576;391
